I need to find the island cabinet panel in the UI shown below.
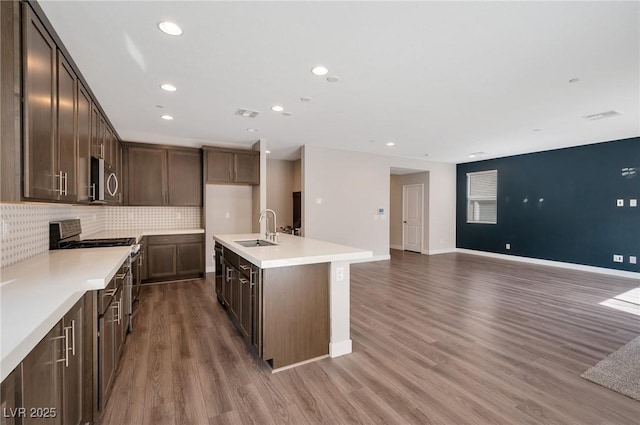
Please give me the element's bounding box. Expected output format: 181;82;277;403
0;366;21;425
167;149;202;206
262;263;329;369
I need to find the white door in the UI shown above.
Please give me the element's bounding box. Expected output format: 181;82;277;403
403;184;423;253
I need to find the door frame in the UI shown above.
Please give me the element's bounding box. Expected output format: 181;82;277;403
402;183;424;253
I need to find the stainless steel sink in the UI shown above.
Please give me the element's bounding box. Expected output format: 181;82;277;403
234;239;277;247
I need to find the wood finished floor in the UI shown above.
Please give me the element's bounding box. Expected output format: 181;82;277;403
98;251;640;425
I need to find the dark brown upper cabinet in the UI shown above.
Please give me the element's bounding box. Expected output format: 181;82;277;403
23;3;78;203
22;2;57;201
204;147;259;185
125;143;202;206
167;149;202;206
76;83;92;203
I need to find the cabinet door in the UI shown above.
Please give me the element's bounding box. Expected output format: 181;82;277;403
113;289;125;362
22;3;57;200
147;244;177;279
76;83;92;203
177;242;203;276
223;262;233;308
126;146;167;205
231;268;241;322
63;299;83;425
168;150;202;206
114;141;123;204
103;126;114;166
234;152;259;184
0;366;22;425
205;150;234;183
99;304;115;410
56;53;77;203
90;105;101;158
22;322;64;425
240;275;251;339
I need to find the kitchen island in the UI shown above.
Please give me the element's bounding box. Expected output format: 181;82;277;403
213;233;372;370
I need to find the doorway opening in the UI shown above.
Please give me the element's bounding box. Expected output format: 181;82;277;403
390;169;429;254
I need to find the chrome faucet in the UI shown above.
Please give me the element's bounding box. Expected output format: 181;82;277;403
258;209;278;242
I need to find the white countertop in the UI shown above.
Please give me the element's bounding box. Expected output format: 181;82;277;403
213;233;372;268
85;228;204;242
0;247;131;382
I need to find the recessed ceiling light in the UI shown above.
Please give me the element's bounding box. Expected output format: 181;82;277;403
468;152;487;158
161;114;173;120
326;75;340;83
160;83;177;92
568;78;580;83
271;105;284;112
158;21;182;36
265;150;271;154
247;128;258;132
311;66;329;76
300;96;312;102
386;142;395;147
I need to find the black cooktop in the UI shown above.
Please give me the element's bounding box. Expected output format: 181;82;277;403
59;238;136;249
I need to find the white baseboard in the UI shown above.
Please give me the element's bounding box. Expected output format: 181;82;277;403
329;339;352;358
390;244;403;250
426;248;457;255
457;249;640;279
350;254;391;264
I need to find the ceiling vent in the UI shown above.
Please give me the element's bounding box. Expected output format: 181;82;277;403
583;110;621;121
235;108;260;118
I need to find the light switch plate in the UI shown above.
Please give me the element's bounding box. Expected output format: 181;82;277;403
630;256;637;265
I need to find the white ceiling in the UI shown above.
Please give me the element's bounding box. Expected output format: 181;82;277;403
38;1;639;163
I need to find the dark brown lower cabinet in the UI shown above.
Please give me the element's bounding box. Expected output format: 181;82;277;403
0;297;86;425
218;245;328;370
144;234;204;283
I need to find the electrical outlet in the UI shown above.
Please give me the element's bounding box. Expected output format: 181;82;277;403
630;256;637;265
616;199;624;207
505;243;511;250
630;199;637;207
613;254;623;263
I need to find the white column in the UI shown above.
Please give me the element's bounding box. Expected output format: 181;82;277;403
329;261;352;357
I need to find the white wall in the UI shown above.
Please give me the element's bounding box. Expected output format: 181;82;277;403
302;146;456;259
205;185;253;271
266;159;294;228
389;172;430;252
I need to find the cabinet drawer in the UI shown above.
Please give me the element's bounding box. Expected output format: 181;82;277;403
147;233;203;245
238;257;253;278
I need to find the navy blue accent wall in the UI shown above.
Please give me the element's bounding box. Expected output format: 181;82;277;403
456;137;640;272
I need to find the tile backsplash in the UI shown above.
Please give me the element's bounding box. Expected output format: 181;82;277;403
105;207;200;230
0;203;106;268
1;203;201;268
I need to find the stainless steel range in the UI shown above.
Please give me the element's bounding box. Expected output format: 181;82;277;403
50;219;142;332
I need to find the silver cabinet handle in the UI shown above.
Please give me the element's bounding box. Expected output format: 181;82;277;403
106;173;118;197
100;143;104;158
63;172;68;196
226;268;232;282
114;272;127;281
90;183;96;201
55;171;64;195
112;301;121;325
53;327;69;367
239;264;249;271
239;277;249;285
70;319;76;356
104;289;117;297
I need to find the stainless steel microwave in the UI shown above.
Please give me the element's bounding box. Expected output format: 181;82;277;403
90;157;119;203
